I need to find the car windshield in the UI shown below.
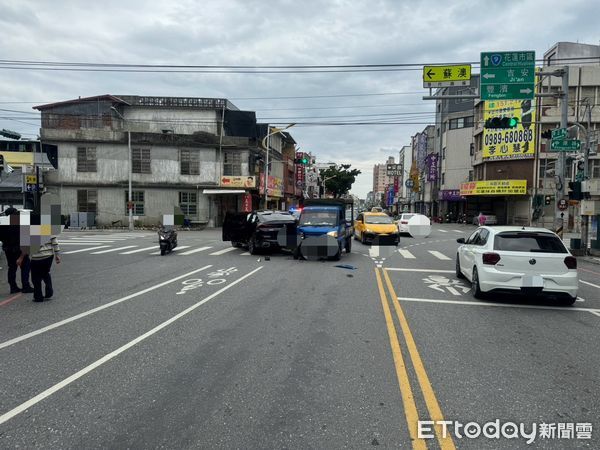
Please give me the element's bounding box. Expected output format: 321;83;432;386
299;211;338;226
401;214;414;220
365;215;393;224
258;212;294;223
494;232;568;253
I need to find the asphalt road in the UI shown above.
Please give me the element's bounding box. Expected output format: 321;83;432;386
0;224;598;449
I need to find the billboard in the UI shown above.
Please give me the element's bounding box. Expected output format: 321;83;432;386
221;176;256;188
483;99;535;160
460;180;527;196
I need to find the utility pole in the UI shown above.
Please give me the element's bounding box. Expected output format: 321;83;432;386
553;67;569;238
581;101;592;252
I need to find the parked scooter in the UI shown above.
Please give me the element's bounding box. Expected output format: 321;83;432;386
158;226;178;255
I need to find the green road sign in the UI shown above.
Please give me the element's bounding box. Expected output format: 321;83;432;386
551;128;567;139
480;51;535;100
550;139;581;151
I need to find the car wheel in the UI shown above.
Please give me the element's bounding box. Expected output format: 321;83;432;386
471;266;485;299
231;241;241;248
248;237;258;255
456;255;465;279
361;233;367;245
562;295;577;306
160;248;166;256
345;237;352;253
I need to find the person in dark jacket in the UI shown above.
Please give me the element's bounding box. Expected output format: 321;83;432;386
1;208;33;294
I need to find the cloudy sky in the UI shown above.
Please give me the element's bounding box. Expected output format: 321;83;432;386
1;0;598;197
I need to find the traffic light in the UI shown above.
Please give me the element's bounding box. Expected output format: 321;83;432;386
484;117;520;129
294;156;309;165
568;181;583;200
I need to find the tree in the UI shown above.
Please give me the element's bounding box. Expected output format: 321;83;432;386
320;164;361;198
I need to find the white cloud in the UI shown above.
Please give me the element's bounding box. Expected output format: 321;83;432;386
1;0;598;196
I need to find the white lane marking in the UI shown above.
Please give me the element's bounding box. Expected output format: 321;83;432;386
209;247;238;256
0;266;262;426
386;268;455;273
150;245;192;255
240;252;251;256
120;246;159;254
591;311;600;317
397;296;600;314
429;250;451;260
438;230;448;233
452;229;462;233
398;249;416;259
66;237;125;241
60;242;114;246
577;297;585;302
0;266;213;351
179;246;213;255
580;280;600;289
91;245;137;254
62;246;110;254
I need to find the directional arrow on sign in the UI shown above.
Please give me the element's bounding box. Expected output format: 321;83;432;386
520;88;533;94
426;69;435;79
483;55;489;66
482;73;495;79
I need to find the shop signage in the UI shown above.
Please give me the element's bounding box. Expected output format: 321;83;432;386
460;179;527;196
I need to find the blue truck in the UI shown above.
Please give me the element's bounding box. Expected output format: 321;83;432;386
295;199;354;261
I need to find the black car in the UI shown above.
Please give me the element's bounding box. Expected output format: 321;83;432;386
222;210;297;255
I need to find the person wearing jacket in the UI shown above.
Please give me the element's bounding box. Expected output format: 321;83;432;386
1;207;33;294
26;235;61;302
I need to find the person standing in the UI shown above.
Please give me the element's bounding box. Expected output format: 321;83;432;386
1;207;33;294
28;235;61;302
478;212;487;227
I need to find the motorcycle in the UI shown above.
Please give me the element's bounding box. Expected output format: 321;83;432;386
158;227;178;255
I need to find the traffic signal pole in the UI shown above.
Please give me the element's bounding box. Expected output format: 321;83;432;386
553;67;569;239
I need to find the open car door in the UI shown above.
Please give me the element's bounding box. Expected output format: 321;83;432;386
222;212;251;242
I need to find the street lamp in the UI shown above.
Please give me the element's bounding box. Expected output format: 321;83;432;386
261;123;295;208
110;107;133;231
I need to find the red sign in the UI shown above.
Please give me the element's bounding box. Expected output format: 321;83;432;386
393;177;399;194
295;151;305;186
242;193;252;212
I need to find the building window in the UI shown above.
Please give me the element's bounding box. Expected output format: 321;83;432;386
468;170;474;182
179;192;198;216
448;116;474;129
77;147;97;172
77;190;97;213
441;173;445;185
442;147;446;160
180;149;200;175
125;191;145;215
539;159;556;179
470;143;474;155
223;151;242;176
591;160;600;179
132;148;151;174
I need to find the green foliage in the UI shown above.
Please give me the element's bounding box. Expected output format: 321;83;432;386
320;164;361;198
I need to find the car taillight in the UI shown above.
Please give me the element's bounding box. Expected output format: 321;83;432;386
564;256;577;270
482;252;501;265
401;221;408;224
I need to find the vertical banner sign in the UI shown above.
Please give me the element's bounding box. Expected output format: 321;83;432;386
241;193;252;212
483;99;536;159
417;133;428;172
393;177;399;194
426;153;439;181
387;188;394;207
295;151;305;188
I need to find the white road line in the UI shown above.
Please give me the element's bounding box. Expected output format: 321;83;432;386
398;249;415;259
60;242;113;246
62;246;110;254
591;311;600;317
91;245;137;254
0;265;261;426
0;265;213;351
65;238;126;241
120;246;158;254
452;229;462;233
438;230;448;233
150;245;192;255
580;280;600;289
386;268;455;273
209;247;238;256
240;252;251;256
397;296;600;314
429;250;451;260
179;246;213;255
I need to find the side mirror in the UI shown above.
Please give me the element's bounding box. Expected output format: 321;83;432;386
456;238;466;244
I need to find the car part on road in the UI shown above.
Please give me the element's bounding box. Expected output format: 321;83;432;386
472;266;485;299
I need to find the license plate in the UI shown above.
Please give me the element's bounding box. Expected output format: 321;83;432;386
522;275;544;288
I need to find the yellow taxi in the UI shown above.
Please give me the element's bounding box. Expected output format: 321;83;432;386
353;212;400;245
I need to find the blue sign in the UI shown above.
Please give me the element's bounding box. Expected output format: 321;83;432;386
405;179;414;189
387;189;394;206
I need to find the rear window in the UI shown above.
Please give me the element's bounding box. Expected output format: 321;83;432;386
401;214;414;220
258;212;294;222
365;215;393;224
493;232;567;253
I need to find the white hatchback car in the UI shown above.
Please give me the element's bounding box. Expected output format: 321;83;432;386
456;226;578;304
397;213;416;234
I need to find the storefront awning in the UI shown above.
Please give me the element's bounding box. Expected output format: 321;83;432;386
202;189;246;194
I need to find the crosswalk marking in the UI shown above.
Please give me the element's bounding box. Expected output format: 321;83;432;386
150;245;192;255
240;252;251;256
429;250;451;260
91;245;138;254
398;249;416;259
120;246;159;254
60;242;114;245
63;246;110;254
438;230;448;233
209;247;238;256
179;246;213;255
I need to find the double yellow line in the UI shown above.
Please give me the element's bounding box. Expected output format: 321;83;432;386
375;268;456;450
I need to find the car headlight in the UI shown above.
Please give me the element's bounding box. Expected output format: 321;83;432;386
299;232;305;239
327;230;338;238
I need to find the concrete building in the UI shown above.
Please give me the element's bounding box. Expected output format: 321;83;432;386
35;95;297;227
372;157;395;196
435;76;479;220
398;145;412;210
